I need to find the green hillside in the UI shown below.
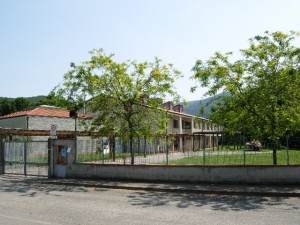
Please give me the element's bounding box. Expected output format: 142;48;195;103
0;96;46;104
0;95;47;116
25;95;47;104
182;93;226;118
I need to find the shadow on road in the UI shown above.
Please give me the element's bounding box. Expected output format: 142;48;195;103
0;175;93;197
1;175;299;212
127;190;299;211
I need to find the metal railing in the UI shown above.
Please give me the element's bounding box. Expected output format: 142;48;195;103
3;141;48;176
75;136;300;165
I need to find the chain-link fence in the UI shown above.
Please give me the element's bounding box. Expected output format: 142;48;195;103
75;134;300;165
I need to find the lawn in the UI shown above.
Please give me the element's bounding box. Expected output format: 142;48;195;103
77;152;134;163
166;149;300;165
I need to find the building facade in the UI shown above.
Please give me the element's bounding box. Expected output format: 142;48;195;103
0;104;222;151
164;102;222;152
0;105;87;140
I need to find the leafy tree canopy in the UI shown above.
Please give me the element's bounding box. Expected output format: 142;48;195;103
14;97;31;111
0;98;16;116
57;48;182;164
192;31;300;164
0;97;33;116
36;90;73;109
0;96;47;116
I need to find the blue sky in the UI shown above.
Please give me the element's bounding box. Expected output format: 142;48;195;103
1;0;299;101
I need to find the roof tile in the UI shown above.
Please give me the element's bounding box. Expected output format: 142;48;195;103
0;106;88;119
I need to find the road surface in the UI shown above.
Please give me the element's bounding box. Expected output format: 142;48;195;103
0;176;299;225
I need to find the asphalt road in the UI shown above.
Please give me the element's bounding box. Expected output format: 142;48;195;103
0;176;299;225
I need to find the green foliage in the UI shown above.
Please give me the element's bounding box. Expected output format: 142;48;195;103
14;97;31;111
167;150;300;165
192;31;300;164
192;31;300;163
35;91;73;109
0;98;16;116
26;95;47;104
58;48;182;164
0;96;47;116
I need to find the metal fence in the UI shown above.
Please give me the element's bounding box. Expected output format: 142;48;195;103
3;141;48;176
75;135;300;165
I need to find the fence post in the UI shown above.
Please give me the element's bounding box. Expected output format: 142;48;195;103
203;147;206;165
24;142;27;176
286;134;290;165
0;139;4;174
243;150;246;165
166;136;169;165
48;138;51;177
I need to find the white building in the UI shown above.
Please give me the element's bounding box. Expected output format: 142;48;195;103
0;104;222;152
0;105;87;140
163;102;222;152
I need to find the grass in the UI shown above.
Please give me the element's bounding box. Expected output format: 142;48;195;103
167;149;300;165
76;148;300;165
77;152;135;163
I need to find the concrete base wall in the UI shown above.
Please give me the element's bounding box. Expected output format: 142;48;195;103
65;163;300;184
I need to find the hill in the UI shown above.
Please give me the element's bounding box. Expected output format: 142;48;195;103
25;95;47;104
0;95;47;116
182;93;226;118
1;95;221;119
0;95;46;104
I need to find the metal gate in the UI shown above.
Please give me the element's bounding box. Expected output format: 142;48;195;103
1;141;49;177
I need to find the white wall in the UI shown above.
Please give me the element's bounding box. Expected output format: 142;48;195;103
0;116;27;129
67;164;300;184
29;116;85;131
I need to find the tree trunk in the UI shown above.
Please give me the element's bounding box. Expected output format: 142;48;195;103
112;136;115;162
109;136;116;162
143;136;147;158
272;148;277;165
137;137;140;155
272;136;277;165
130;135;134;165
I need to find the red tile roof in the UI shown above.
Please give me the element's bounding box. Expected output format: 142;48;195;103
0;106;88;119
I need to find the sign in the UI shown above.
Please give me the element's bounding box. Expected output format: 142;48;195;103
50;125;57;137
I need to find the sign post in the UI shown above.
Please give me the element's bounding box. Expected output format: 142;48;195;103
50;125;57;139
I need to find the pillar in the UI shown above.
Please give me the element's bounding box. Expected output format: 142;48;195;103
179;116;183;151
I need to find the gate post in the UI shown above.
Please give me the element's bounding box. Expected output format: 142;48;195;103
0;139;4;174
24;142;27;176
48;138;55;178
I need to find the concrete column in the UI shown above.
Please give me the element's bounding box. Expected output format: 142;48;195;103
179;116;183;151
191;118;194;134
191;119;194;152
0;139;4;174
201;119;205;149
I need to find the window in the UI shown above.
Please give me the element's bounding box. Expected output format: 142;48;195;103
183;121;191;129
173;120;179;128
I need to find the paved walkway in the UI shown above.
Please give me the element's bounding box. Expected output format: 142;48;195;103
1;174;299;197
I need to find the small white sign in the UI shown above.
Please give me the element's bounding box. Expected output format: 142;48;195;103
50;124;57;136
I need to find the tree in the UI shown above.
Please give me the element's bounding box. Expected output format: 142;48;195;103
14;97;31;111
192;31;300;164
0;98;15;116
59;49;182;164
36;90;74;109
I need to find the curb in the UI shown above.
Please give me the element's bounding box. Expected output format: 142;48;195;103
41;181;300;198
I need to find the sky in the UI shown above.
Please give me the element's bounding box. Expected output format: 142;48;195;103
1;0;299;101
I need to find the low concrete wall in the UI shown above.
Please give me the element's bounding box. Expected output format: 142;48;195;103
65;163;300;184
49;139;300;184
